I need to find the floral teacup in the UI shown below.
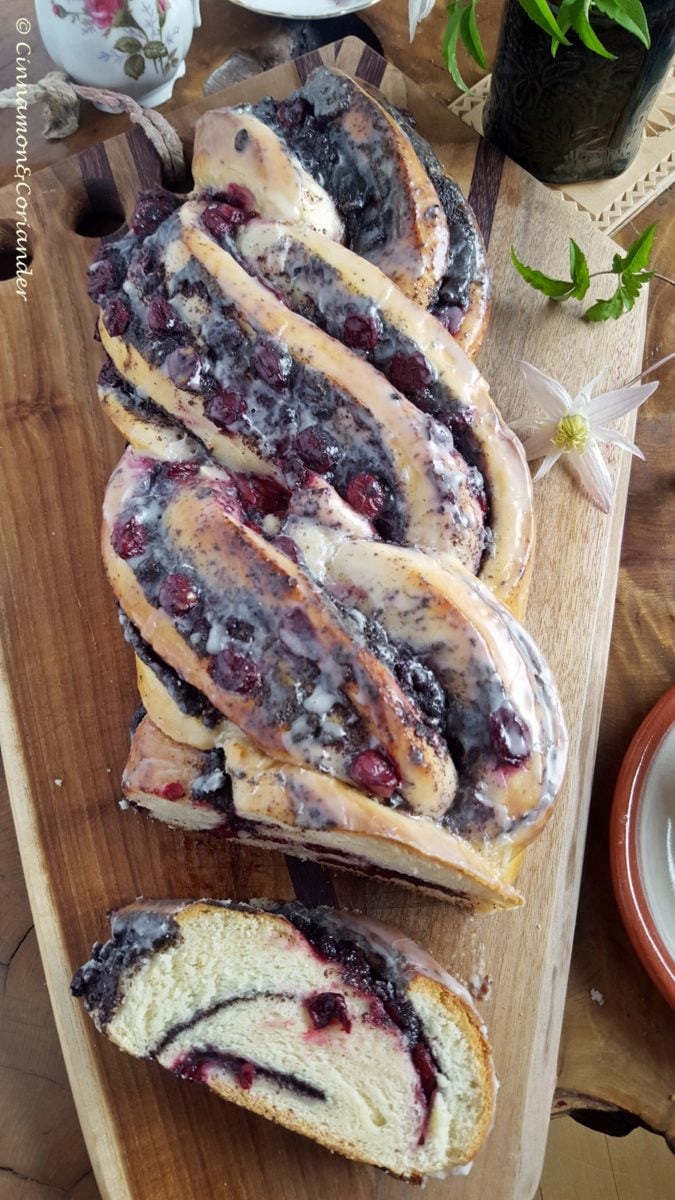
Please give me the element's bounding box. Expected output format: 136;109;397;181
36;0;201;107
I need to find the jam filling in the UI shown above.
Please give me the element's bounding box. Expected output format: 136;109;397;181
305;991;352;1033
252;70;483;320
92;206;409;544
91;192;485;555
120;610;222;727
272;902;439;1133
153;990;292;1054
111;453;473;786
249;68;482;319
115;453;528;825
171;1048;326;1100
243;238;489;526
70;909;181;1026
111;458;408;770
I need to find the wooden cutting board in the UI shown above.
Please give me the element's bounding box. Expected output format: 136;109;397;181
0;37;649;1200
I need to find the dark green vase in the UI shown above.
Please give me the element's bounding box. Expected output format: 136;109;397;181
482;0;675;183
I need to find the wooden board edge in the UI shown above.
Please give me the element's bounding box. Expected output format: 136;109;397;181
0;658;132;1200
513;292;649;1199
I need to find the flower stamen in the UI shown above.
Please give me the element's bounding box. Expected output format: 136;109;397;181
553;413;590;452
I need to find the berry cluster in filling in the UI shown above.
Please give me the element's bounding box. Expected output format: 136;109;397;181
90;193;415;544
93;177;532;833
249;69;483;320
109;455;448;793
240;237;489;526
91;131;491;548
112;448;529;824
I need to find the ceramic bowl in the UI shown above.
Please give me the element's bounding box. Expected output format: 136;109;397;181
610;686;675;1008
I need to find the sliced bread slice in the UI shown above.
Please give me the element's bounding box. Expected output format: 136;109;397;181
72;900;495;1179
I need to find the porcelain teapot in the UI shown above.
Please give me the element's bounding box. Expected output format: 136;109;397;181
36;0;201;108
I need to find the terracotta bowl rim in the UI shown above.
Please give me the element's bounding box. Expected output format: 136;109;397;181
610;685;675;1009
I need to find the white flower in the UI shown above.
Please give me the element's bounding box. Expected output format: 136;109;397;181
512;361;658;513
409;0;436;41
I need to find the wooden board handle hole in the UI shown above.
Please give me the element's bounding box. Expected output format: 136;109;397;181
0;220;32;281
74;200;127;240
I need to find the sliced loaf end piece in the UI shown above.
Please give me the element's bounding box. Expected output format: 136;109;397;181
72;900;495;1179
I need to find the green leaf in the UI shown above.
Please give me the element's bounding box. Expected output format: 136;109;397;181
574;0;616;59
569;238;590;298
124;53;145;80
592;0;650;49
584;289;627;321
144;40;168;59
555;0;578;35
517;0;569;43
442;5;471;93
551;0;576;52
459;0;488;70
114;36;142;53
621;221;658;272
619;269;651;307
511;246;577;299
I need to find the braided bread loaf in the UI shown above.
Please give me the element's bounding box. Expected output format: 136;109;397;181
90;67;567;909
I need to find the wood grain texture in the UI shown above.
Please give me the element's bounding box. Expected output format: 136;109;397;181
0;31;663;1200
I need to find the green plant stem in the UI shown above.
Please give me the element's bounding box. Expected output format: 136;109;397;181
624;351;675;388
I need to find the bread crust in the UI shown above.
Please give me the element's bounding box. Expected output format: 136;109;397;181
456;276;491;361
123;714;522;911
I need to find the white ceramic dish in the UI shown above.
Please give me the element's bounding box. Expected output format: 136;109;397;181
226;0;381;18
611;686;675;1008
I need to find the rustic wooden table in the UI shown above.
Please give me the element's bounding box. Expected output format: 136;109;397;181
0;2;673;1197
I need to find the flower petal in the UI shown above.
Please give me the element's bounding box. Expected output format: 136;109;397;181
519;424;558;461
593;428;646;460
586;380;658;425
575;369;606;410
408;0;435;40
518;361;572;419
567;444;613;513
532;450;562;482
